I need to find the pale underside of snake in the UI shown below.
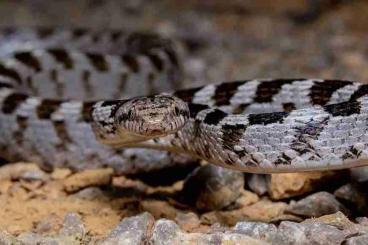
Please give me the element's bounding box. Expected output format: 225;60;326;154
1;28;368;174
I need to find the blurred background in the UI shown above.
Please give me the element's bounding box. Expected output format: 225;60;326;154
0;0;367;86
1;1;368;240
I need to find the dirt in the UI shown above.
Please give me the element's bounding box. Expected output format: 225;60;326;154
0;0;368;240
0;165;121;237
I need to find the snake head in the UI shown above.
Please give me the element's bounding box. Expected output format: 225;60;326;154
91;95;189;146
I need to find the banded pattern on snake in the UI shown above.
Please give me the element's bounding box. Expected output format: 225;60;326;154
1;28;368;173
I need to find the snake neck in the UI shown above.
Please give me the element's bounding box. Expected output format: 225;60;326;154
120;97;368;173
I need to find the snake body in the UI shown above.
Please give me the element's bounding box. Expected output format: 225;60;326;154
1;28;368;173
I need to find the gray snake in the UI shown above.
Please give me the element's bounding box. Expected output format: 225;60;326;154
1;28;368;174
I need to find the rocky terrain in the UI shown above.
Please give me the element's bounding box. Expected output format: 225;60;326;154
1;0;368;244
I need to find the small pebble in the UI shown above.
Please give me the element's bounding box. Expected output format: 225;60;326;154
233;221;277;241
19;169;49;182
344;234;368;245
268;171;344;200
140;200;180;220
0;162;40;181
175;212;201;231
334;183;367;213
17;232;72;244
350;166;368;182
200;199;287;226
103;212;154;245
71;187;107;201
34;213;62;234
356;216;368;225
247;174;268;196
181;165;244;211
51;168;72;180
235;190;259;207
63;168;113;192
59;213;85;240
151;219;269;245
151;219;181;245
273;221;345;245
0;230;19;245
286;192;349;217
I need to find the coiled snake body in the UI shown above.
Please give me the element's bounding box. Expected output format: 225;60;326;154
1;28;368;173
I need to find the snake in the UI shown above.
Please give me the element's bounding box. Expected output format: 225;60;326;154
1;28;368;174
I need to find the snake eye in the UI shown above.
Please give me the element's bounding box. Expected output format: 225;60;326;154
115;94;189;138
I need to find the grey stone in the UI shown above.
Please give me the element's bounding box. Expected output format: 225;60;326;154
71;187;107;200
0;230;21;245
350;166;368;182
286;192;349;217
35;220;56;235
356;217;368;225
233;221;277;242
197;233;269;245
151;219;181;245
174;212;200;231
334;184;367;213
272;221;345;245
34;213;62;234
344;234;368;245
218;233;270;245
102;212;154;245
247;174;268;196
17;232;62;245
151;219;269;245
182;164;244;210
19;169;49;182
59;213;85;240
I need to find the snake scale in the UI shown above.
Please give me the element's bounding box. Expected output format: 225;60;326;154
1;28;368;174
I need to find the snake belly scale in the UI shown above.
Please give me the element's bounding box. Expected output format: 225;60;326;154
1;28;368;173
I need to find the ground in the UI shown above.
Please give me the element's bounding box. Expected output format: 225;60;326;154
1;0;368;244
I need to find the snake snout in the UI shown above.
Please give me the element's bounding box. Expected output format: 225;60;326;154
115;94;189;138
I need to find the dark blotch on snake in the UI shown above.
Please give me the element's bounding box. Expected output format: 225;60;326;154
232;103;250;114
221;124;247;153
53;120;73;144
274;154;292;165
47;49;74;69
213;80;248;106
187;103;209;118
0;82;13;89
147;53;164;71
72;28;88;38
86;53;109;72
14;51;42;72
82;101;96;122
254;79;297;103
14;115;28;145
324;100;361;117
36;28;55;39
36;99;64;119
310;79;353;105
110;31;123;41
283;103;296;112
248;111;288;125
174;86;202;102
121;54;139;73
2;93;28;114
0;62;23;84
350;84;368;102
203;109;227;125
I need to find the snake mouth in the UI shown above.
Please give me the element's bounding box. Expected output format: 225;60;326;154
114;94;189;140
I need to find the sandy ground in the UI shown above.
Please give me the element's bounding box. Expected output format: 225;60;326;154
0;0;368;241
